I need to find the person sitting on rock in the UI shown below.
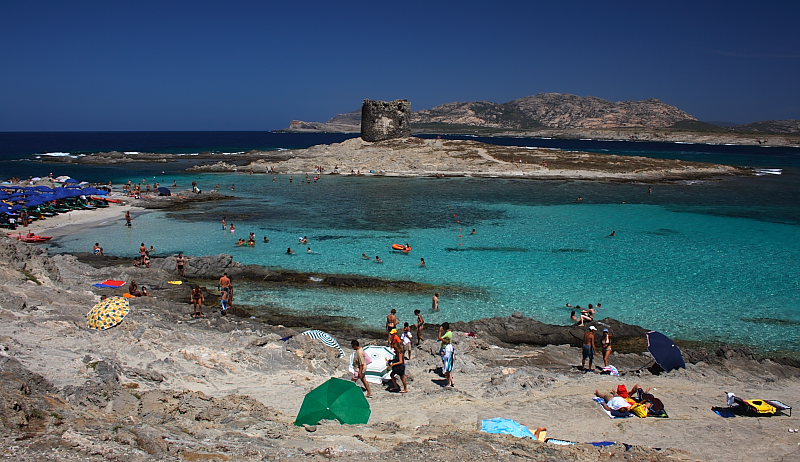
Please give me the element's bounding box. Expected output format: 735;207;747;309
129;280;142;297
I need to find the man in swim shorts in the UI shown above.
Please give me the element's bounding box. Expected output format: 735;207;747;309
582;326;597;371
220;288;229;316
176;253;187;276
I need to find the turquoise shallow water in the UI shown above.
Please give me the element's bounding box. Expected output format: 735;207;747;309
48;172;800;353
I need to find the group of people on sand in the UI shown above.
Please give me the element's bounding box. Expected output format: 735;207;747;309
188;272;233;318
128;280;149;297
581;324;613;370
351;306;455;398
595;383;666;418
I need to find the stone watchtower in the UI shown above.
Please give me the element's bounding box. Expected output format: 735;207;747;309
360;99;411;142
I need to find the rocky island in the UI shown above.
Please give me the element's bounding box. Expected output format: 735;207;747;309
43;99;750;182
283;93;800;147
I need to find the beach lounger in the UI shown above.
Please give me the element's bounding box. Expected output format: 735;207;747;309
764;400;792;416
729;396;791;416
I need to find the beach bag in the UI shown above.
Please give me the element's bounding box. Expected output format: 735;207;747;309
631;403;649;418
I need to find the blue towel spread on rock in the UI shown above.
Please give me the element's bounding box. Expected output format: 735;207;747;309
481;418;535;439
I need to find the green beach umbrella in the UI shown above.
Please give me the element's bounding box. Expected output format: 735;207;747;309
294;377;371;426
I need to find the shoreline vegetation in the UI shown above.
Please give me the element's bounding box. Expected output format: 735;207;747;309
2;141;797;461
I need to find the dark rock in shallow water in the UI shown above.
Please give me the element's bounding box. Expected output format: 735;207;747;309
741;317;800;327
453;316;648;351
147;254;433;292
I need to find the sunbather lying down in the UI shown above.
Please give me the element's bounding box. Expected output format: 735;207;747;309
596;384;665;414
595;390;632;413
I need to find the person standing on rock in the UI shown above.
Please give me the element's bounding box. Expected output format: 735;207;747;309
191;285;205;318
601;328;613;367
388;339;408;393
220;287;230;316
582;326;597;372
386;308;398;333
438;322;452;355
219;273;234;312
175;253;187;277
441;335;455;387
351;340;373;398
414;309;425;345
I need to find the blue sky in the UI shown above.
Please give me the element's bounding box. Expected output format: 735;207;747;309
1;0;798;130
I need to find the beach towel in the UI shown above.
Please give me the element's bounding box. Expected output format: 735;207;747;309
593;397;632;419
480;418;535;439
94;279;126;288
601;365;619;376
167;280;183;285
546;438;578;446
712;407;737;418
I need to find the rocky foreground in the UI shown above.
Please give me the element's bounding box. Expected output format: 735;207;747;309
2;235;800;461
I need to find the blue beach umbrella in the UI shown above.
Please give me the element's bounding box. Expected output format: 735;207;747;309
646;331;686;372
64;178;79;184
33;186;55;192
82;187;108;196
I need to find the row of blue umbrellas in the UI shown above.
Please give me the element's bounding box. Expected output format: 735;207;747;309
1;184;108;215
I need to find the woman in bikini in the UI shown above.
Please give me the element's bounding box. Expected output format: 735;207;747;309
601;328;612;367
386;308;398;332
191;286;205;318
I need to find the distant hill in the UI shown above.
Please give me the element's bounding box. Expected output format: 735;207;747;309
734;120;800;134
280;93;800;137
413;93;697;130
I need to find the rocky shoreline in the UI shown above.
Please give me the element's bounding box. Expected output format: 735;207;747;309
2;233;800;461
